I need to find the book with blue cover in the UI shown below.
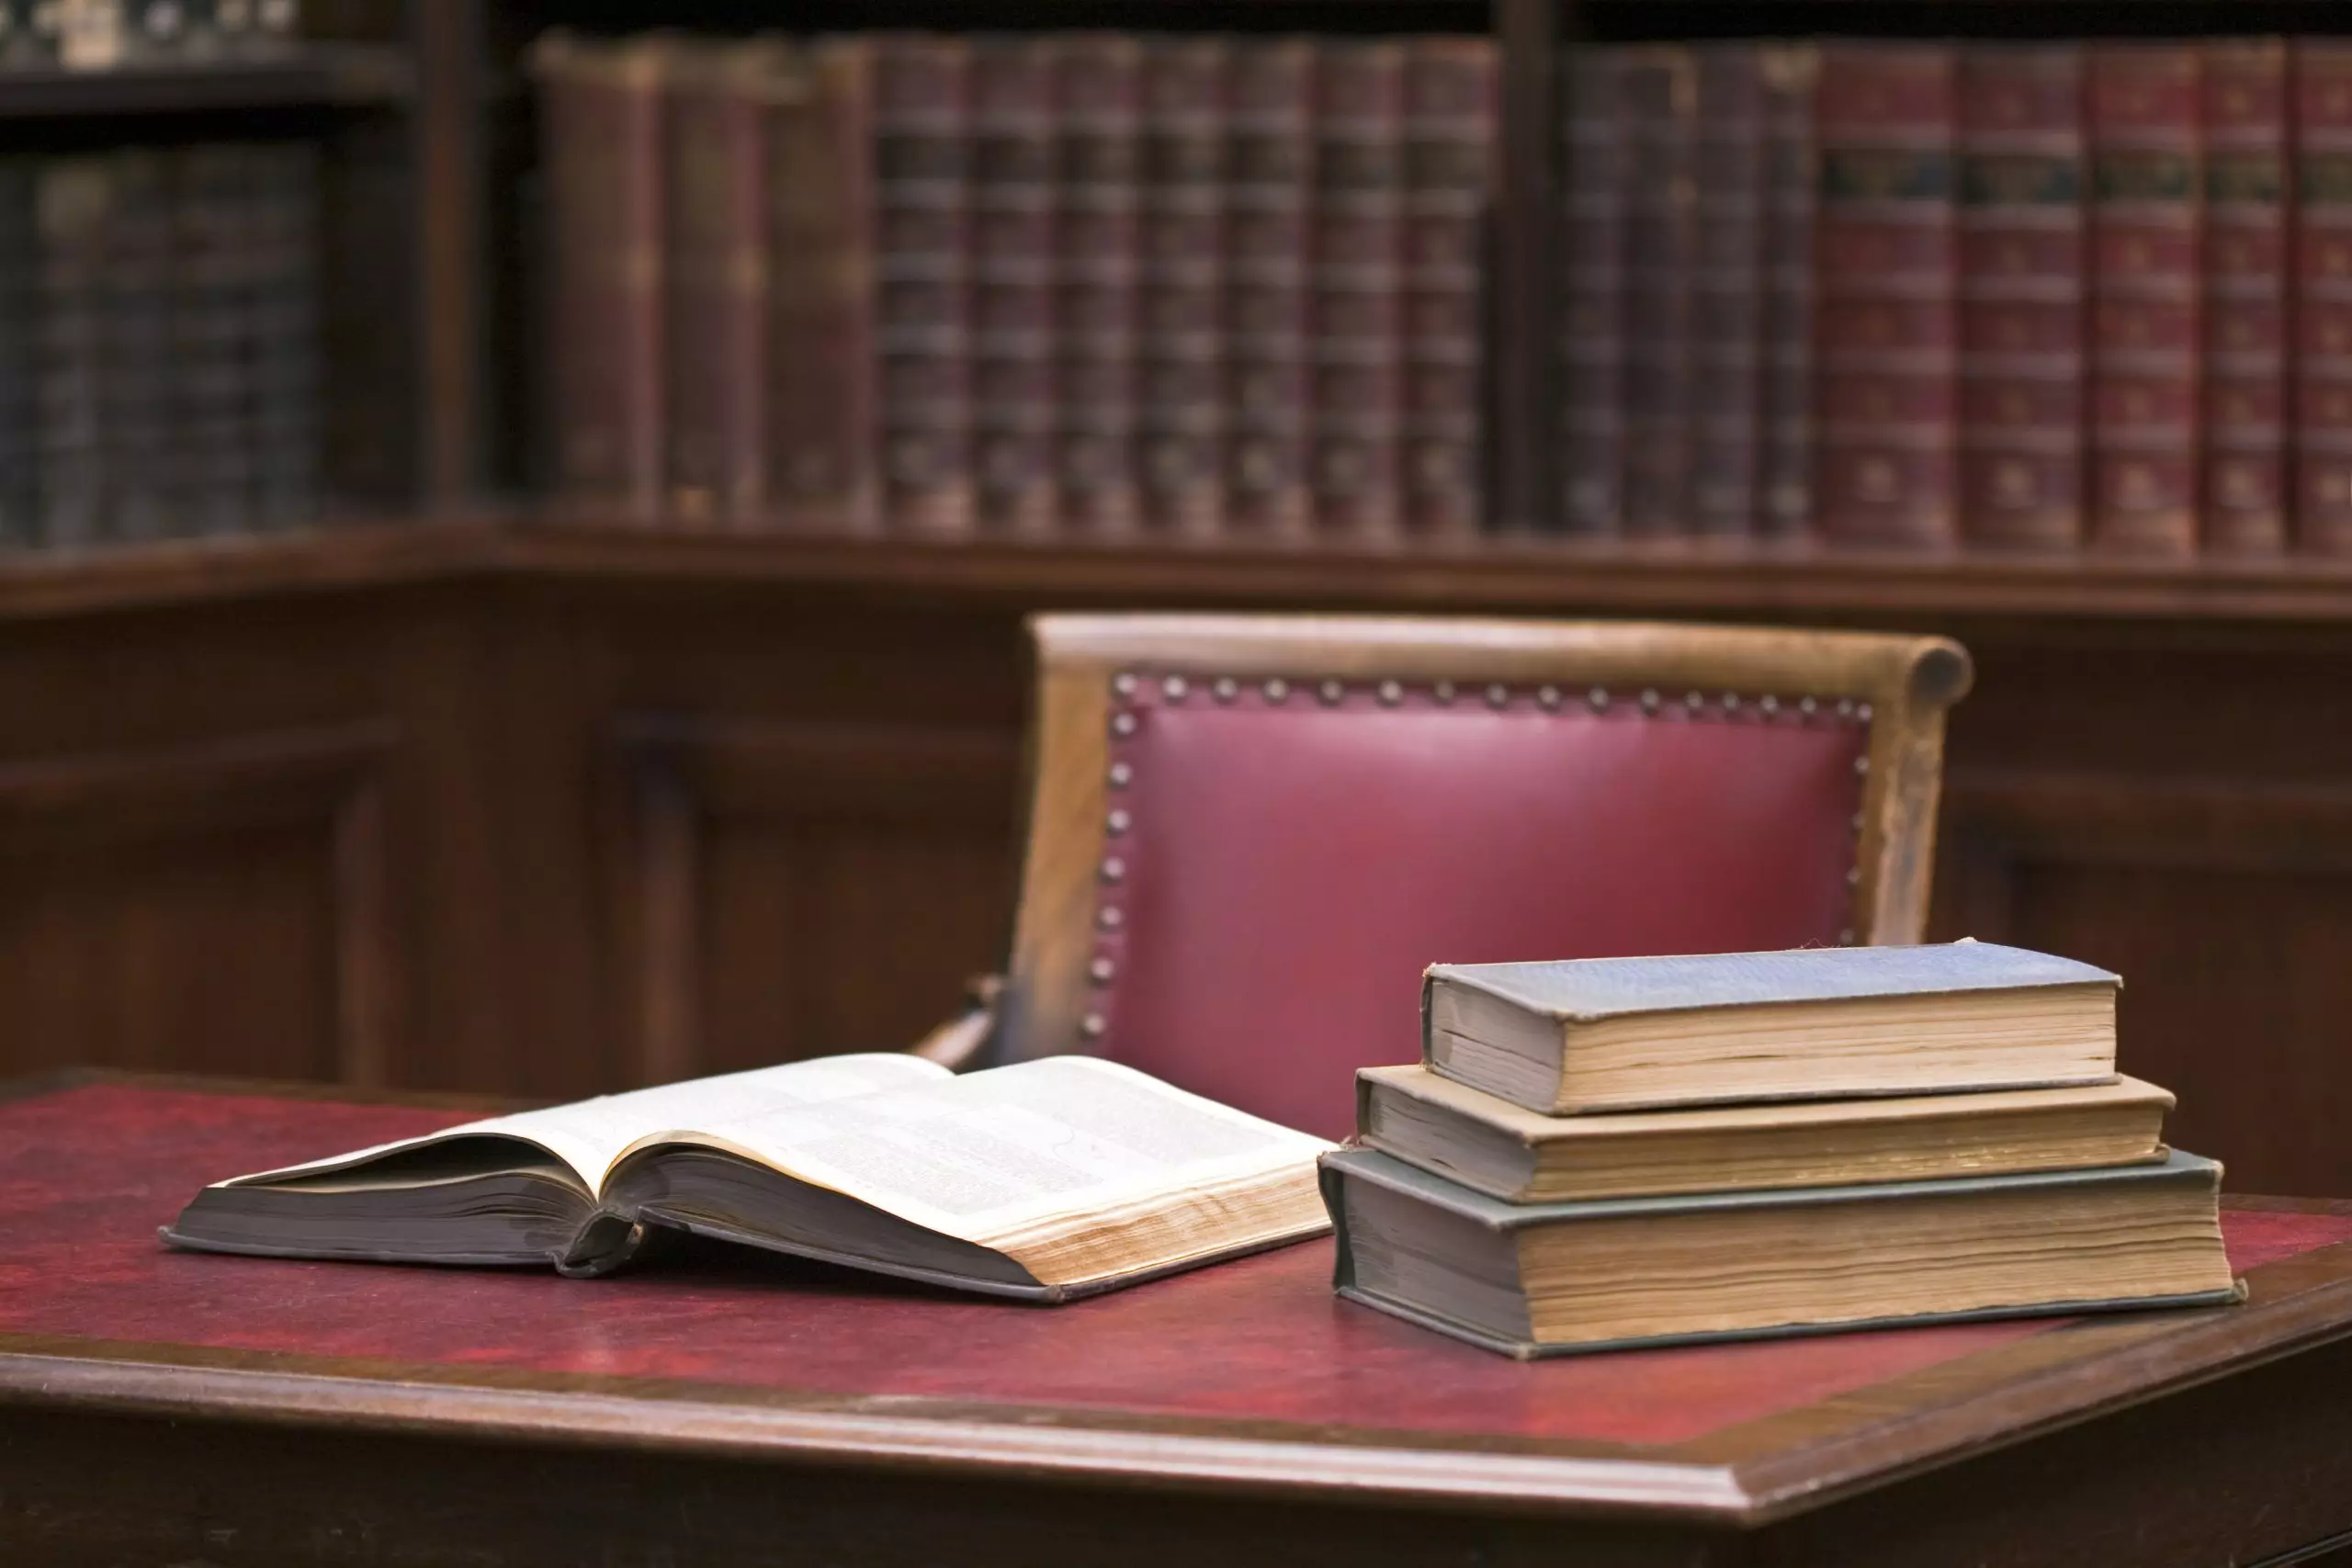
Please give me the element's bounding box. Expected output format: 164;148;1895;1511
1422;941;2120;1114
1320;1145;2243;1359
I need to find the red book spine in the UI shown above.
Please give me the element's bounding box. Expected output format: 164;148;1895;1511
1401;36;1494;540
1312;39;1407;538
1226;39;1316;537
769;39;878;525
1556;48;1627;535
1814;44;1958;547
532;33;666;517
1758;45;1818;536
2201;40;2289;556
2294;42;2352;555
1138;36;1228;536
971;36;1059;534
1691;44;1765;536
1621;46;1696;536
1055;34;1144;535
663;42;772;525
1957;44;2086;550
875;35;973;534
2088;45;2202;556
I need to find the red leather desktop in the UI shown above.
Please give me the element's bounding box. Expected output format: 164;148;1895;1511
10;1083;2352;1448
1092;682;1870;1138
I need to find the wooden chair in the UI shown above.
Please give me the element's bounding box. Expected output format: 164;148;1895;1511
919;615;1973;1140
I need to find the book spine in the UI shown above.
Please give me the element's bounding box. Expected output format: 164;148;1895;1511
1690;44;1766;536
971;35;1059;534
0;157;32;547
1556;48;1625;535
1814;44;1960;547
663;45;772;525
1401;35;1494;540
532;35;666;518
1226;38;1316;537
1620;47;1697;536
101;148;173;545
769;39;878;525
1758;45;1819;536
1957;44;2087;551
2295;41;2352;555
1311;38;1407;539
1055;33;1143;536
249;138;320;531
2087;44;2202;556
2201;39;2290;557
36;154;107;549
187;143;267;539
1138;35;1228;536
875;33;974;534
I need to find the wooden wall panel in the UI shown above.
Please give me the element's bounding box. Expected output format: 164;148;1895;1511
0;727;396;1086
1934;771;2352;1195
606;715;1021;1089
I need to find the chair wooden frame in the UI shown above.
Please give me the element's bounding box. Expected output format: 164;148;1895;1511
915;614;1973;1071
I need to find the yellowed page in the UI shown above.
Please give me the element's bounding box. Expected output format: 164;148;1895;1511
222;1054;953;1192
654;1056;1334;1245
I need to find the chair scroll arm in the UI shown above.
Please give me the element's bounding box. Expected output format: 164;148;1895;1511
908;974;1004;1071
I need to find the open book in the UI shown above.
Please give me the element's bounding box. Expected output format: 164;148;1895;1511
164;1055;1335;1302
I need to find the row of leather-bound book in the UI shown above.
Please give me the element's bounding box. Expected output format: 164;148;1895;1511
1566;37;2352;558
0;141;321;552
530;29;1498;542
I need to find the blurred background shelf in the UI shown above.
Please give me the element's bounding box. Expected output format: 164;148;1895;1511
0;44;413;117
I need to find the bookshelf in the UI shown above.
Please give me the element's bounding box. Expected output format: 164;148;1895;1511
6;1;2352;1206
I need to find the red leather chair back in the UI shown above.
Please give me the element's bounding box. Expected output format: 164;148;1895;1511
1001;618;1971;1141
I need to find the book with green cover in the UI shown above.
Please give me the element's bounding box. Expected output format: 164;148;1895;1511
1321;1146;2242;1359
1421;941;2120;1113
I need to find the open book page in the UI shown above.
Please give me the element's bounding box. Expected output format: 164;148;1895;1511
646;1056;1335;1245
224;1054;953;1192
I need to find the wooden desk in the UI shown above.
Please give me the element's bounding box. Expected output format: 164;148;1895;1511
6;1077;2352;1568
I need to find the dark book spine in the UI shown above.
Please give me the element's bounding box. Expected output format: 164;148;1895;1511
769;39;878;525
248;138;320;531
0;157;32;547
1957;44;2086;550
2201;40;2290;557
1311;38;1407;538
1621;46;1697;536
1054;34;1143;535
2295;41;2352;555
1814;43;1959;547
179;143;266;539
1691;44;1766;536
1226;38;1316;537
1556;48;1626;535
970;36;1059;534
1758;45;1818;536
2087;44;2202;557
532;35;666;518
100;148;173;544
662;45;772;525
1138;35;1228;537
36;154;108;550
1401;35;1495;540
875;34;974;534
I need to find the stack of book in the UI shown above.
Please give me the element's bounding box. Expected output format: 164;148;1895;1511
0;141;321;552
1558;36;2352;558
530;29;1497;541
1321;942;2242;1358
